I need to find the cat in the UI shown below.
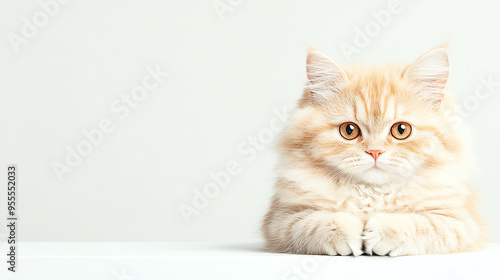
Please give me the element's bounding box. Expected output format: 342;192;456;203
262;46;486;256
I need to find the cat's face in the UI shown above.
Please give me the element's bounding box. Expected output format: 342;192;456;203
282;48;458;185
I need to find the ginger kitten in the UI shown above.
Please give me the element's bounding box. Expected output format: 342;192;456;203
262;47;485;256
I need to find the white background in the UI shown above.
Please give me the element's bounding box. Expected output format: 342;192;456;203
0;0;499;243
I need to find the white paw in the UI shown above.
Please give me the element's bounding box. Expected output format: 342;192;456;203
323;235;363;256
348;237;364;257
323;213;364;257
361;226;381;255
362;217;400;256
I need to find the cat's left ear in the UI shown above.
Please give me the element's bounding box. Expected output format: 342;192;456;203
403;48;449;108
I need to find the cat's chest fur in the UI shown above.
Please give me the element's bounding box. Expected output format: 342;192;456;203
281;165;463;213
338;184;402;213
289;171;414;213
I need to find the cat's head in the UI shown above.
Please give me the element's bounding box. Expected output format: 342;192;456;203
281;47;460;185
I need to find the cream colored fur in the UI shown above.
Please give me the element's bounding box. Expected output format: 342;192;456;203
262;47;486;256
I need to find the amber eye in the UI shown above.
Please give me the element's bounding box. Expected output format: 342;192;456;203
339;122;360;140
391;122;412;140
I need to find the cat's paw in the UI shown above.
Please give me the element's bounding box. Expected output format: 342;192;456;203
323;234;363;257
362;216;406;257
323;213;364;256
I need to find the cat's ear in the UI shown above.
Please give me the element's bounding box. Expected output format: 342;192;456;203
304;46;347;103
403;48;449;108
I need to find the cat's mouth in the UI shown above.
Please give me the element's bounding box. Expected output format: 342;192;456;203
367;161;382;170
367;165;385;174
360;165;393;185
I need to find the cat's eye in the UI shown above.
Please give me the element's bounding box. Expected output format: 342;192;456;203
391;122;412;140
339;122;360;140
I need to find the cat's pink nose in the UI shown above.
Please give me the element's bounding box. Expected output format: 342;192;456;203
366;150;384;161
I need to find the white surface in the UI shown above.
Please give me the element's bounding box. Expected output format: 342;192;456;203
0;0;499;243
1;242;500;280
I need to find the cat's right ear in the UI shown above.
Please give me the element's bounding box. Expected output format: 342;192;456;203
304;46;347;104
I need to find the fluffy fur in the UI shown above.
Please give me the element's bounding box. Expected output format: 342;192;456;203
262;47;486;256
